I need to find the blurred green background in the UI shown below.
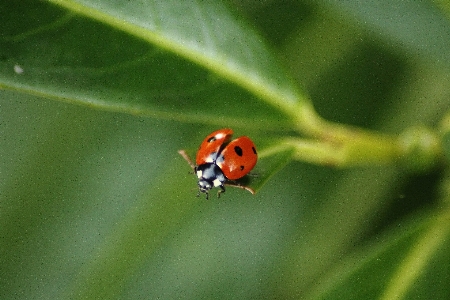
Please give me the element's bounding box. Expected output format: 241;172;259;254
1;1;450;299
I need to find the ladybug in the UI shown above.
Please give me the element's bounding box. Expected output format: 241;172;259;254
178;128;257;199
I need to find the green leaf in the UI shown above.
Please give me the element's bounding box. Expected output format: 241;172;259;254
441;113;450;162
0;0;420;167
308;209;450;299
2;1;450;299
68;161;202;299
318;0;450;72
0;0;311;130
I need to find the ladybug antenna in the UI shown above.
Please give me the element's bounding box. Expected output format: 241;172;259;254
178;150;195;169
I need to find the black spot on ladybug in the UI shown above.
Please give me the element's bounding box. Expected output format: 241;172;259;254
240;166;244;171
252;147;257;155
234;146;243;156
207;136;216;143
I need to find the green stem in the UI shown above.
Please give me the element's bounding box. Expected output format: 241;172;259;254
286;105;399;167
287;103;442;170
284;131;399;168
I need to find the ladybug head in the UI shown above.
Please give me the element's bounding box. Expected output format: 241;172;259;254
197;179;226;200
195;163;226;199
197;178;213;193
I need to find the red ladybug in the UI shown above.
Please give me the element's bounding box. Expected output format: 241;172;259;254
179;128;257;199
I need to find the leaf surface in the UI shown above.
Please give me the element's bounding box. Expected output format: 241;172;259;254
0;0;310;129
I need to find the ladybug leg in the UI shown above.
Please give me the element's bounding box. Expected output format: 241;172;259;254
217;185;226;198
196;189;210;200
224;181;256;195
245;172;258;178
190;166;197;176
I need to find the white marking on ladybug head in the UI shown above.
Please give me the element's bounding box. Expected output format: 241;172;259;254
196;170;203;179
213;178;222;187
